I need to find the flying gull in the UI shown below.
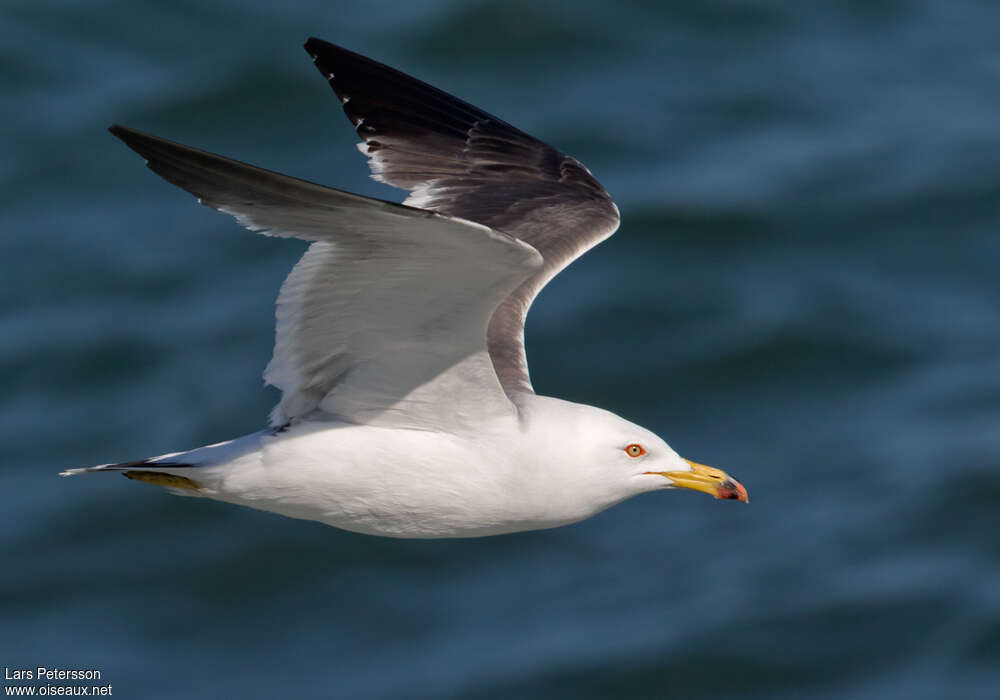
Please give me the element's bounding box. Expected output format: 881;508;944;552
61;38;748;538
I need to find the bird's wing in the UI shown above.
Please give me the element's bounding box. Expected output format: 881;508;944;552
110;126;542;429
305;39;621;399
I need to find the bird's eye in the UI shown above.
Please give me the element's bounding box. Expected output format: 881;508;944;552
625;444;646;458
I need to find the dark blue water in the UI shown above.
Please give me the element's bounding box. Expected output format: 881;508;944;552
3;1;999;698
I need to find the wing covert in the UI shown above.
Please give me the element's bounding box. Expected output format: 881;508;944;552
305;39;620;398
110;125;542;428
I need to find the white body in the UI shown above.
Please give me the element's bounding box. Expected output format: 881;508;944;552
172;395;677;538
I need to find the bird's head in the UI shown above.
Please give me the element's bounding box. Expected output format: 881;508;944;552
572;405;749;504
521;399;748;527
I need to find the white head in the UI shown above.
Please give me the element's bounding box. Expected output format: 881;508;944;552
525;398;748;520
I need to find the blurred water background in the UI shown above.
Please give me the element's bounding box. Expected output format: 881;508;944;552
2;1;999;698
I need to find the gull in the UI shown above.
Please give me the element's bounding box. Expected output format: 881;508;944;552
61;38;748;538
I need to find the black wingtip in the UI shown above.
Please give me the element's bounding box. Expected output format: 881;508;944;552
302;38;383;71
108;124;147;150
109;124;141;154
303;37;331;57
107;125;205;167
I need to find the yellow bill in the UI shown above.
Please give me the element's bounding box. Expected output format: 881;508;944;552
647;459;749;502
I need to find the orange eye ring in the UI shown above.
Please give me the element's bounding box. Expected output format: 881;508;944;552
625;443;646;458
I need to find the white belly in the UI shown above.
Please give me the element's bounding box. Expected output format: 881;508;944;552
198;420;577;538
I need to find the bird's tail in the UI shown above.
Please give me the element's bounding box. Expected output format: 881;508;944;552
60;460;203;491
59;429;269;494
